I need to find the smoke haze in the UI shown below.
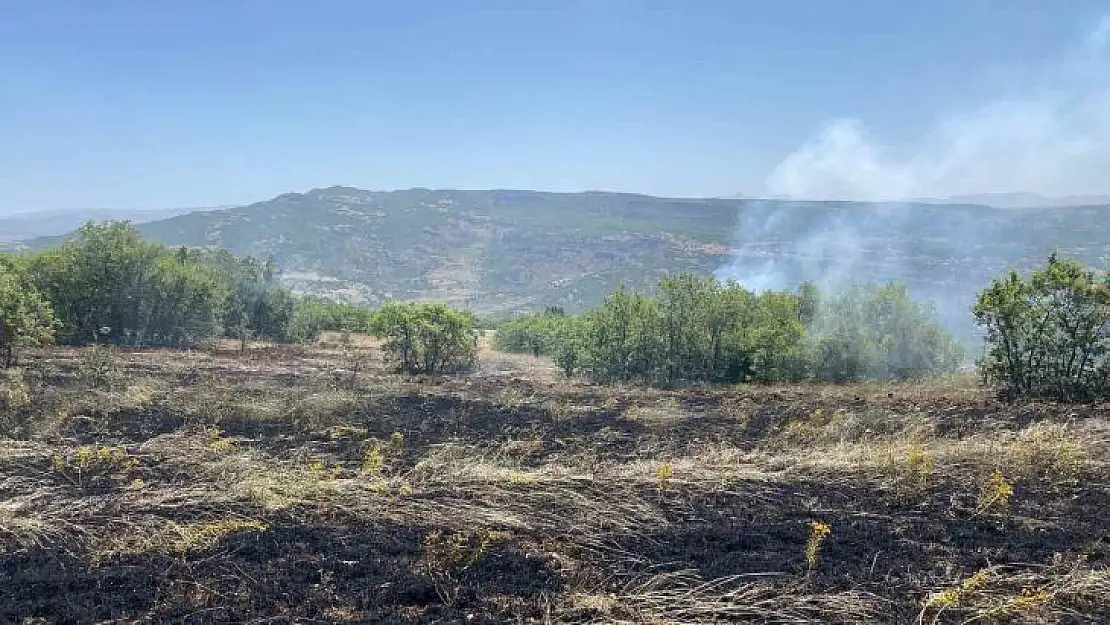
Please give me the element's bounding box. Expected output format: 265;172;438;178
717;17;1110;347
767;16;1110;201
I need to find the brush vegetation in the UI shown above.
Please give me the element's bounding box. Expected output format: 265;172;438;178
495;274;964;385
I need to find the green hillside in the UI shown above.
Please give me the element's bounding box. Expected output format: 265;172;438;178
132;187;739;314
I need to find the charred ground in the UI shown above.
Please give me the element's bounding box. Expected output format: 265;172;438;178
1;337;1108;623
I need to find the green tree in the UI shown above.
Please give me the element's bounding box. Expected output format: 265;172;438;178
142;255;225;346
197;249;294;344
20;222;312;348
0;257;56;367
492;307;571;357
797;281;820;326
498;274;958;387
22;221;234;347
493;314;551;357
743;291;808;382
551;315;584;378
657;273;717;383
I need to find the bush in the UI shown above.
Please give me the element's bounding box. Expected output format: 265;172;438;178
541;276;812;385
974;254;1110;400
550;315;585;378
0;257;56;367
491;274;962;387
286;297;376;344
537;275;809;385
371;302;478;374
24;222;233;346
198;249;294;344
13;221;379;348
808;282;964;382
579;286;666;383
492;308;570;357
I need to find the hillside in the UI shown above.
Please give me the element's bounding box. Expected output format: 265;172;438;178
132;187;738;314
24;187;1110;339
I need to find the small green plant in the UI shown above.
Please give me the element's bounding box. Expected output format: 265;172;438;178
77;345;121;390
421;528;508;602
906;445;934;486
205;426;234;453
975;469;1014;519
51;445;138;490
656;461;674;491
1009;424;1083;486
362;444;384;476
892;444;934;501
306;457;342;480
389;430;404;452
805;520;831;575
169;518;268;554
362;431;404;477
920;568;992;622
970;586;1051;622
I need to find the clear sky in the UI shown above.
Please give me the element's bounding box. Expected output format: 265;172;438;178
2;1;1109;212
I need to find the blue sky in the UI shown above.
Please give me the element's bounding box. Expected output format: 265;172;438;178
2;1;1109;212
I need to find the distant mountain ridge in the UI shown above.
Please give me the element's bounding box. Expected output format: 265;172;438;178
0;206;219;242
913;192;1110;209
17;186;1110;343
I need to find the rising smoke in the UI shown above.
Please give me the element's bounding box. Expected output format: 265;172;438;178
716;17;1110;346
767;16;1110;201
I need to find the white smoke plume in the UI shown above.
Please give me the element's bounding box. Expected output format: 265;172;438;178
767;17;1110;201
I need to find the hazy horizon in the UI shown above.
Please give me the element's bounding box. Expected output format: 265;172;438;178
5;186;1110;218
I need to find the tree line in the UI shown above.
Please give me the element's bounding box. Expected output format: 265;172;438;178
496;255;1110;400
0;221;479;375
0;223;361;358
3;222;1107;400
494;273;965;385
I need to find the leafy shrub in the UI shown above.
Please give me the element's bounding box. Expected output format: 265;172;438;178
492;308;568;357
579;286;665;383
550;315;585;377
285;296;375;343
0;256;56;367
974;254;1110;400
10;221;381;348
491;273;958;386
808;282;964;382
24;222;224;347
371;302;478;374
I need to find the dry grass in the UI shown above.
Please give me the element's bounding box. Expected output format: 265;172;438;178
0;343;1107;623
